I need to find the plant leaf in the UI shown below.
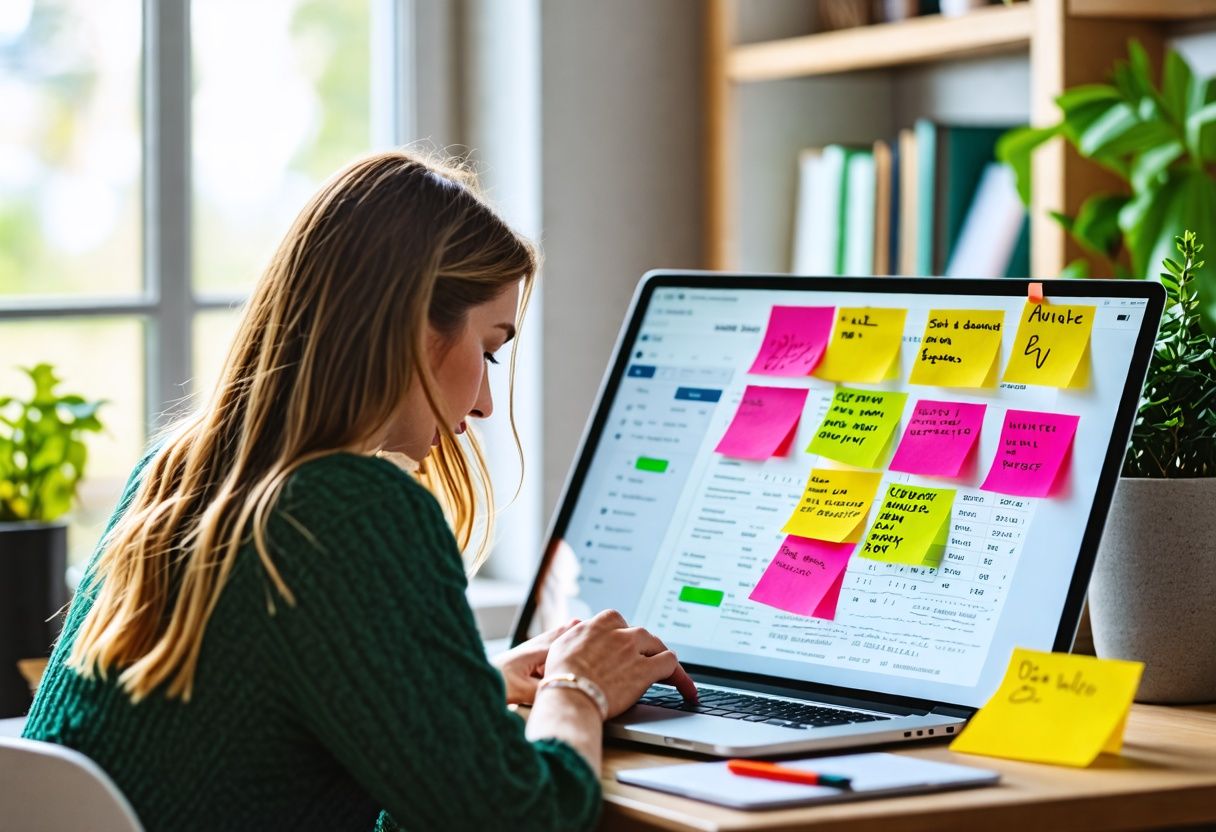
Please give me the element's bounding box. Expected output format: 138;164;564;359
1078;102;1139;158
1060;258;1091;278
1162;49;1194;125
1186;100;1216;163
25;363;61;405
1128;40;1155;94
1056;84;1121;114
1049;210;1075;231
996;125;1060;206
1131;140;1185;192
1072;194;1129;259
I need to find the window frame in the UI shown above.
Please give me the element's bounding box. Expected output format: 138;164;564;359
1;0;543;637
0;0;417;431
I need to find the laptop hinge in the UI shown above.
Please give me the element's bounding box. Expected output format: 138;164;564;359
931;704;975;719
690;671;932;717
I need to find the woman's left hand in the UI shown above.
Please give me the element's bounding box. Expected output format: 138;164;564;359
491;620;579;705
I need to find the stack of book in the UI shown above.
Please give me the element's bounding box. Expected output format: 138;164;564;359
791;120;1029;279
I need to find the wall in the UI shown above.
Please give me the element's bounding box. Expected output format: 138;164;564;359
540;0;706;515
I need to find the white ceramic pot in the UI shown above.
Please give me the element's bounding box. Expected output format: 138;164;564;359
1089;477;1216;703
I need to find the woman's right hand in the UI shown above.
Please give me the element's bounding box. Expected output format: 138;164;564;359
542;609;698;718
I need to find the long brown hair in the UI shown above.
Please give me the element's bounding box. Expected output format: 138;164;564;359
67;149;536;702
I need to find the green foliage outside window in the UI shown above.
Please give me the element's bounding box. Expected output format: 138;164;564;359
0;364;105;522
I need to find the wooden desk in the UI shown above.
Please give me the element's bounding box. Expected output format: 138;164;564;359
599;704;1216;831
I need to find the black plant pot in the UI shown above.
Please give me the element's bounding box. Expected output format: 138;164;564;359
0;521;68;717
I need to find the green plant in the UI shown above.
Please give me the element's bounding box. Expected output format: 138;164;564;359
998;41;1216;336
0;364;105;522
1124;231;1216;478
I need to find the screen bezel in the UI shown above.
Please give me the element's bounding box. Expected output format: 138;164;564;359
511;272;1165;713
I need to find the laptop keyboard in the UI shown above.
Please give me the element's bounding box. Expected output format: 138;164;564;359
637;685;893;730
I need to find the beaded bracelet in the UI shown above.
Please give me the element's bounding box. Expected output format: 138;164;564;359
537;673;610;721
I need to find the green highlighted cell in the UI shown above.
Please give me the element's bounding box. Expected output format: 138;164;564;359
679;586;724;607
635;456;669;473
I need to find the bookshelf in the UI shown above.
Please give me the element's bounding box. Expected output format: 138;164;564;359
704;0;1216;278
728;4;1033;81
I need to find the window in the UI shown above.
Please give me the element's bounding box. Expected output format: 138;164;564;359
0;0;409;566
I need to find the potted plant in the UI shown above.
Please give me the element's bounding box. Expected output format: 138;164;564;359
997;40;1216;701
1089;232;1216;702
998;41;1216;332
0;363;104;716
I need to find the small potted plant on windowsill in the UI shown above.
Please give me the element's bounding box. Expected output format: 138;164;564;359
0;364;104;717
1089;232;1216;703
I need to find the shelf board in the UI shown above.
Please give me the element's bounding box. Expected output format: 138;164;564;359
1070;0;1216;19
727;4;1034;83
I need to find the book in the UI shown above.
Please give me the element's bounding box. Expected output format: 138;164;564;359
842;149;876;275
873;139;893;276
1005;215;1031;278
917;120;1013;276
945;163;1028;278
915;119;937;276
898;127;919;276
792;146;849;275
888;135;902;275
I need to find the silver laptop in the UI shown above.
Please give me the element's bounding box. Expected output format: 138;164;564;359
512;272;1162;757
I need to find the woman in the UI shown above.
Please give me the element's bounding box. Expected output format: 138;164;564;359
23;150;696;831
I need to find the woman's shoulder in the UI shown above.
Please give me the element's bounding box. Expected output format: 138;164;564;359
266;453;463;594
279;452;438;521
273;452;449;542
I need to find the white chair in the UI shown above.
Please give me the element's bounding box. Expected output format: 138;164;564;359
0;736;143;831
0;716;26;737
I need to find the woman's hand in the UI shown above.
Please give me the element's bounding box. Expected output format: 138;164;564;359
543;609;698;718
491;621;579;705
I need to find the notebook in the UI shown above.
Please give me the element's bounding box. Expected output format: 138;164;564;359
617;752;1000;810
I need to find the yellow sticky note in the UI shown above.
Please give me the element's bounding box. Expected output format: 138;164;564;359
1002;301;1095;388
859;483;954;567
807;388;907;468
815;307;908;383
950;648;1144;767
909;309;1004;388
781;468;884;542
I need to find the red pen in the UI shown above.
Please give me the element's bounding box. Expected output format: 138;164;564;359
726;759;853;789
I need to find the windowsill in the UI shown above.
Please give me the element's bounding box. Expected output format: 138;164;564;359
466;577;526;641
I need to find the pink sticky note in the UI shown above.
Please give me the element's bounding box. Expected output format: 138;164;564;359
890;400;987;478
748;306;836;377
749;536;855;619
714;385;810;460
981;409;1081;497
813;567;846;620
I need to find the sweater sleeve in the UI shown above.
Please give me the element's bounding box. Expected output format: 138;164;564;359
263;465;601;831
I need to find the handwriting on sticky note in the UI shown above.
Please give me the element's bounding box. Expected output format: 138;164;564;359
807;387;907;468
980;410;1080;497
949;647;1143;767
781;468;883;542
860;483;955;567
909;309;1003;388
815;307;908;383
749;536;855;619
1002;301;1095;388
889;400;986;478
714;385;810;460
748;306;835;377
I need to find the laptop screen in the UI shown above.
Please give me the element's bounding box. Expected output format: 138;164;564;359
518;275;1161;710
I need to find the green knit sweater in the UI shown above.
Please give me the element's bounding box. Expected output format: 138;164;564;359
23;451;601;831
